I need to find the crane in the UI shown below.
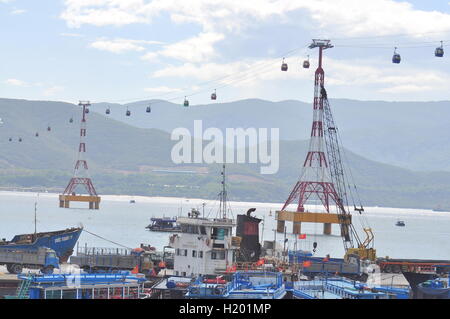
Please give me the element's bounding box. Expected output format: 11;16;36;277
321;85;376;261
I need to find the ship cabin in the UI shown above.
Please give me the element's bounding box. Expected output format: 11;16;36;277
169;213;238;278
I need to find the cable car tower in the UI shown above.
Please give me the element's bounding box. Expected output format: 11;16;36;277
59;101;101;210
275;39;375;261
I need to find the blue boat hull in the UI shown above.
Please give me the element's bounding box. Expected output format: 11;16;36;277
0;227;83;262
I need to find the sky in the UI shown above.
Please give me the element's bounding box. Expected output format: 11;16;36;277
0;0;450;105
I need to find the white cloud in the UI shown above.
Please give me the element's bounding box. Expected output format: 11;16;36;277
378;84;435;94
152;58;311;86
60;32;84;37
90;38;163;54
43;86;64;97
10;9;25;15
5;78;27;86
61;0;450;37
144;86;182;93
324;57;448;94
150;55;449;96
142;32;224;63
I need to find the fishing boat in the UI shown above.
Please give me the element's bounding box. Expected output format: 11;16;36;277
146;217;181;232
417;278;450;298
0;227;83;263
7;271;146;299
395;220;405;227
293;277;393;299
224;271;286;299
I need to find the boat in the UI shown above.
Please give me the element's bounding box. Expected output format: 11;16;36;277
186;271;286;299
417;278;450;298
169;211;237;277
293;277;396;299
0;227;83;263
395;220;405;227
7;271;146;299
146;217;181;232
224;271;286;299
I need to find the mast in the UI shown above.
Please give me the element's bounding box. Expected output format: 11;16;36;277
218;164;227;219
34;193;39;239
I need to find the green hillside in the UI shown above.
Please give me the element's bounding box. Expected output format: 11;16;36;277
93;98;450;172
1;98;450;210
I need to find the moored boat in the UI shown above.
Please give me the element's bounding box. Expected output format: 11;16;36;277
395;220;405;227
0;227;83;262
146;217;181;232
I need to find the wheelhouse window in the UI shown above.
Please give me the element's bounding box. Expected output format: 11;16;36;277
181;224;200;234
211;227;229;240
211;251;225;260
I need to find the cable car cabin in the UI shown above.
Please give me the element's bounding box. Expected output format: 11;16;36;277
146;106;151;113
303;55;310;69
8;138;12;142
35;132;39;137
85;108;90;114
126;110;131;116
47;126;51;132
18;138;22;142
184;99;189;107
392;53;401;64
106;108;110;115
435;47;444;57
69;118;73;123
281;58;288;71
211;92;217;100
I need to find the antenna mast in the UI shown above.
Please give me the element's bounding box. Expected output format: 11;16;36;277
219;164;227;219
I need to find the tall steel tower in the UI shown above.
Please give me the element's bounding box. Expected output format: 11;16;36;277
276;39;351;236
59;101;100;209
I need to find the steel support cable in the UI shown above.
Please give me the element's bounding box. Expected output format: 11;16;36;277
102;51;299;110
335;43;449;49
332;30;450;41
92;45;309;105
335;128;372;230
83;229;133;250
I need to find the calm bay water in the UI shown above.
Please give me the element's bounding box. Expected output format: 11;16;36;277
0;191;449;260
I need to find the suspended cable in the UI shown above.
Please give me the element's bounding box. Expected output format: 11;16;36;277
91;44;309;105
83;229;133;250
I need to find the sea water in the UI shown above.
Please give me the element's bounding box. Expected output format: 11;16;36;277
0;191;449;260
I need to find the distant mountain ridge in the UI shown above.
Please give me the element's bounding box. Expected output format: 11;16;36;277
1;97;450;209
93;98;450;172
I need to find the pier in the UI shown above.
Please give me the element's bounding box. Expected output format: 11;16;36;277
58;194;100;210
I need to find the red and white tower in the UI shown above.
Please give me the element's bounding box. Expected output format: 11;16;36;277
276;39;351;236
59;101;100;209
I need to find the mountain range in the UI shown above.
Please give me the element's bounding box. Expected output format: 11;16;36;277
1;97;450;210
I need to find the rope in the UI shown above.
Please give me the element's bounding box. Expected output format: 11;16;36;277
82;228;133;250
